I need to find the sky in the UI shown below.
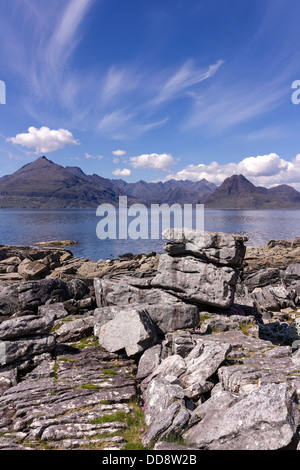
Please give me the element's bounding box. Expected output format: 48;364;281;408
1;0;300;188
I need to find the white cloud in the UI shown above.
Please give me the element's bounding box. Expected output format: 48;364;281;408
85;152;103;160
162;153;300;190
7;126;79;154
112;149;126;156
112;168;131;177
129;153;175;171
153;59;224;105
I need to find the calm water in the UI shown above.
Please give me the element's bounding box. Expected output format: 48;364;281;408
0;209;299;261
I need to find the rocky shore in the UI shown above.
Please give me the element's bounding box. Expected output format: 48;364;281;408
0;230;300;451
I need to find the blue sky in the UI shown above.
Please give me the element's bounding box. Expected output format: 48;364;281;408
1;0;300;188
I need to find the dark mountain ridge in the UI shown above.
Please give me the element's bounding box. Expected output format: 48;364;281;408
203;174;300;209
0;157;299;209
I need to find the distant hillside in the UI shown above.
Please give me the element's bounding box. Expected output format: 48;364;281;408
110;178;217;205
0;157;124;208
203;174;300;209
0;157;216;208
0;158;299;209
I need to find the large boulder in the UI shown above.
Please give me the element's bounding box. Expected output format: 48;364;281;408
184;383;299;450
162;228;247;267
180;340;231;399
94;302;199;336
151;254;239;307
96;306;157;357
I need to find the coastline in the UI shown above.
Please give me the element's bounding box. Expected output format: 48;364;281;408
0;231;299;451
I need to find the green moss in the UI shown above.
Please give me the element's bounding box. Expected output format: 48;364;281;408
80;383;102;390
101;369;118;376
90;411;127;424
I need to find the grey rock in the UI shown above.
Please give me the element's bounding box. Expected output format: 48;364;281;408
154;441;196;451
96;306;157;357
143;378;185;426
55;316;94;343
244;268;281;292
184;383;299;450
0;437;31;450
284;263;300;284
94;277;178;309
145;355;187;383
17;278;71;312
151;254;239;307
1;334;55;366
144;401;189;444
200;314;256;334
180;340;231;398
0;283;19;316
0;315;54;340
95;300;199;336
253;285;296;313
66;279;89;300
136;344;162;380
0;369;17;396
144;303;199;334
162;228;247;267
38;302;69;319
18;258;49;280
165;331;197;358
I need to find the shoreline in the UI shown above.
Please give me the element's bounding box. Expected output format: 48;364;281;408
0;230;299;450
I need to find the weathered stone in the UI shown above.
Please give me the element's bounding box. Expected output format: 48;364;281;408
143;378;185;426
0;334;55;366
55;316;94;343
18;258;50;280
94;277;178;309
200;314;256;334
253;285;296;313
0;369;17;396
165;331;197;358
96;306;157;357
17;278;71;312
136;344;162;380
145;355;187;383
244;268;281;292
38;302;69;319
180;340;231;398
66;279;89;300
152;254;239;307
0;437;31;450
94;298;198;336
143;303;199;334
0;315;54;340
284;264;300;284
184;383;299;450
162;228;247;267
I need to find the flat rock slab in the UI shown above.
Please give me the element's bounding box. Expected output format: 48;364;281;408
0;346;137;449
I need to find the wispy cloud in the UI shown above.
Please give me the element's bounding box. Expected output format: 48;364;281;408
152;59;224;106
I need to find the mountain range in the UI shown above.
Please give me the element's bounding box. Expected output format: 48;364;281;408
0;156;299;209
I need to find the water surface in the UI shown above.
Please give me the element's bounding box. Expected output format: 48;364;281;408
0;209;299;261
